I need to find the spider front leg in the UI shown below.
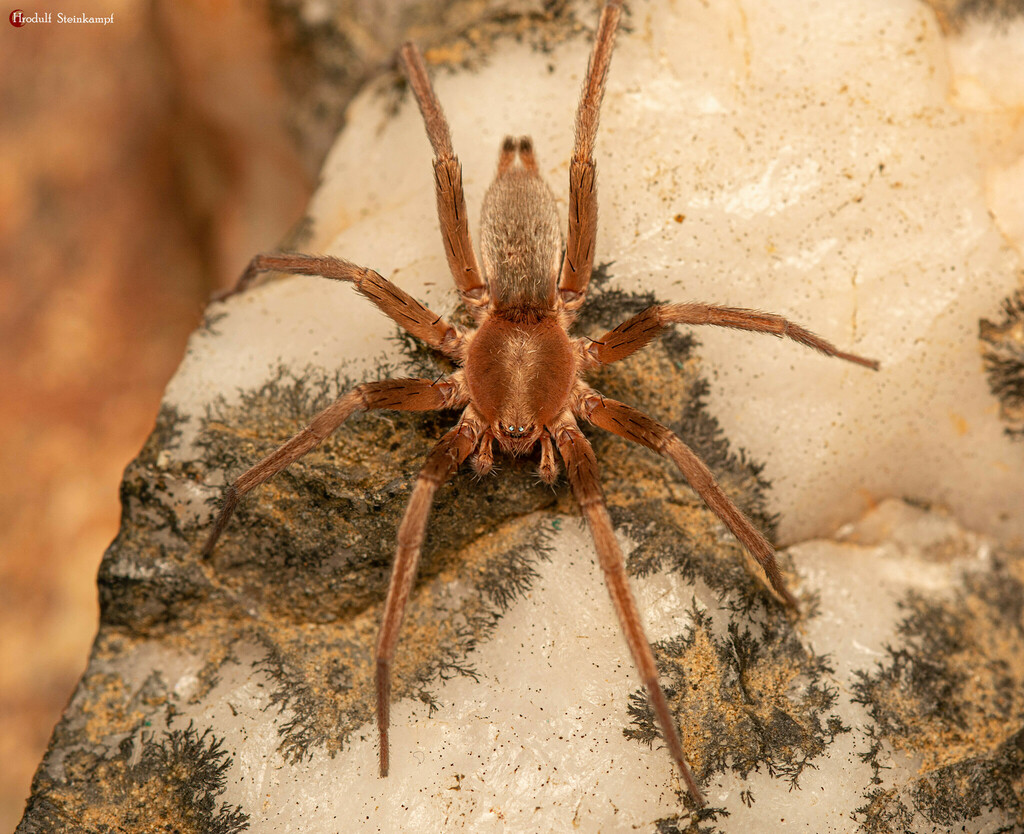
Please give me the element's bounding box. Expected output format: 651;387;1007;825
376;412;482;776
574;386;798;607
220;253;465;361
552;417;706;806
558;0;622;320
400;44;489;320
202;376;467;557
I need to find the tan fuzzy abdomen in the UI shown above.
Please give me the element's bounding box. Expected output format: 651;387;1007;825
479;160;562;311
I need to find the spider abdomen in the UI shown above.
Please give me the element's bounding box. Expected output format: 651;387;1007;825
465;314;574;447
479;137;562;313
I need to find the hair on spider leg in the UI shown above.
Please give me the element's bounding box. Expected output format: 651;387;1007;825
530;469;561;491
469;461;502;481
201;0;877;808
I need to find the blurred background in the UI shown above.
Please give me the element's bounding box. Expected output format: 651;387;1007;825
0;2;308;827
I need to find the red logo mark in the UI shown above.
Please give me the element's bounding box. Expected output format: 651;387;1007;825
10;9;25;26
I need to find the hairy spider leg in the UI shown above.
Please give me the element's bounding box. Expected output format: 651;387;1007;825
558;0;622;320
375;413;482;776
574;386;798;607
553;417;707;806
400;44;490;318
202;377;466;557
223;253;465;360
584;302;879;370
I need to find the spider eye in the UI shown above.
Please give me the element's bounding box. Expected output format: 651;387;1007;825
518;426;525;433
507;424;515;433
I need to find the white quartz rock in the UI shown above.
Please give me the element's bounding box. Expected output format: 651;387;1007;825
165;497;1018;833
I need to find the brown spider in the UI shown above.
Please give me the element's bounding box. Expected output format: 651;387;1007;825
202;0;878;806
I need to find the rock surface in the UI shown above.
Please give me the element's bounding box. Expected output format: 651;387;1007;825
18;0;1024;831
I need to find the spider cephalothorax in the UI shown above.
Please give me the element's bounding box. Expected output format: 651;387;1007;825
203;0;877;806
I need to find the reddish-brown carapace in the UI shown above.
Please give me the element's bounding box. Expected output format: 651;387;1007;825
202;0;878;807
